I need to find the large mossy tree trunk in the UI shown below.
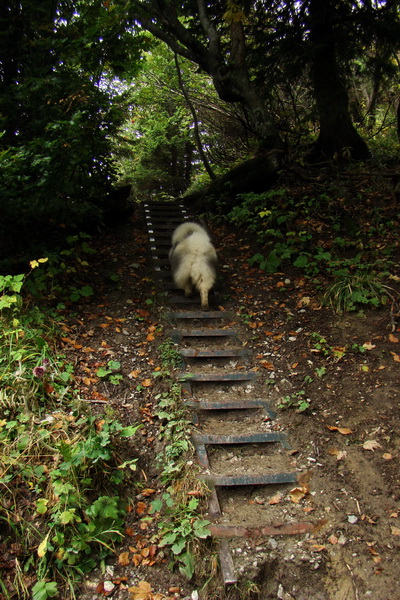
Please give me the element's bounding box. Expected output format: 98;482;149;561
308;0;370;161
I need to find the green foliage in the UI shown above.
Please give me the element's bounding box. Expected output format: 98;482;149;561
0;0;134;256
113;44;199;199
32;581;58;600
158;339;183;371
150;492;210;579
0;279;141;598
96;360;123;385
22;233;96;304
278;390;310;413
322;272;396;314
228;189;398;313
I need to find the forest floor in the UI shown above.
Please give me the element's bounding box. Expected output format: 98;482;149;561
63;177;400;600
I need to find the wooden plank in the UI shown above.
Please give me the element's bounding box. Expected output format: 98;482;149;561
204;472;298;487
192;432;287;446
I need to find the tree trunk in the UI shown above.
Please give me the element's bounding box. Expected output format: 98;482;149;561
308;0;370;161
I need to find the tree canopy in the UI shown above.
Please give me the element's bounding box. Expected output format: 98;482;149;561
1;0;400;260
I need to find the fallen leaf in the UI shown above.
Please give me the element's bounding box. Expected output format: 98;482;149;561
328;534;338;545
141;488;156;497
390;351;400;363
332;346;346;359
327;425;352;435
363;440;382;451
118;552;130;566
362;514;377;524
388;333;399;343
259;360;274;369
96;581;116;597
391;526;400;536
328;448;347;460
129;370;141;378
136;502;148;516
289;485;308;503
268;492;283;505
141;379;153;387
309;543;326;551
37;533;50;557
363;342;376;350
129;580;152;600
383;453;393;460
298;296;311;306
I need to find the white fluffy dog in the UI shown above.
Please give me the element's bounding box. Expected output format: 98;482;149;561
169;222;217;309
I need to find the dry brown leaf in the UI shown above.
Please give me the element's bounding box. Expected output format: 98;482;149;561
327;425;352;435
328;447;346;459
259;360;274;369
136;501;148;516
363;439;382;451
289;485;308;503
129;370;141;378
389;333;399;343
328;534;338;545
118;552;131;566
361;514;377;524
141;379;153;388
129;580;152;600
298;296;311;306
268;492;283;505
390;351;400;362
391;526;400;536
141;488;156;497
383;453;393;460
363;341;376;350
309;543;326;551
303;505;315;514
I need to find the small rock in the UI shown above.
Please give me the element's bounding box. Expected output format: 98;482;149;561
348;514;358;524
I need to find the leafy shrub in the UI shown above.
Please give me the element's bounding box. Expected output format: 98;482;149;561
0;273;141;599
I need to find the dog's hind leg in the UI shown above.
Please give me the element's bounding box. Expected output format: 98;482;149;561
199;284;209;309
183;278;193;297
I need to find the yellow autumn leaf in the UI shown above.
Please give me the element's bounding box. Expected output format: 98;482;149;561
37;532;50;557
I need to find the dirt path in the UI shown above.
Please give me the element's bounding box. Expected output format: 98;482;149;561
69;208;400;600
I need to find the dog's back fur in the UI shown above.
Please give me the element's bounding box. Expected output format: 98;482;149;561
169;222;217;309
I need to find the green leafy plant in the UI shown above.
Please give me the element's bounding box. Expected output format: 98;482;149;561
96;360;123;384
0;276;141;598
278;390;310;412
322;271;396;313
150;492;210;579
159;339;182;370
